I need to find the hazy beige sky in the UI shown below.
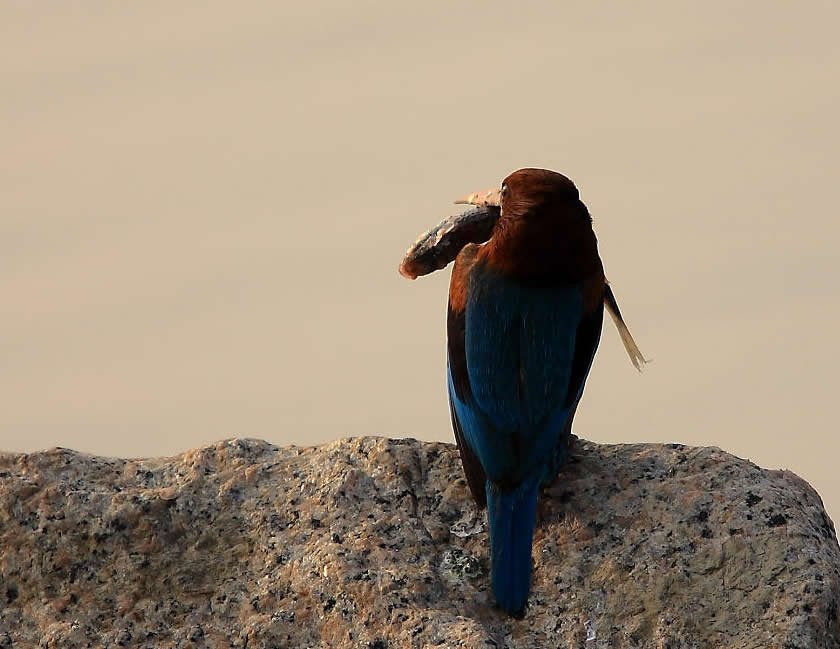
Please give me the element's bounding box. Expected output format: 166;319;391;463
3;3;839;521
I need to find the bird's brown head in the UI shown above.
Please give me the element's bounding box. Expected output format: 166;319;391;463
483;168;601;282
498;168;582;222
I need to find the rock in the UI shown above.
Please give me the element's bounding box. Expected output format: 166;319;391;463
0;437;838;648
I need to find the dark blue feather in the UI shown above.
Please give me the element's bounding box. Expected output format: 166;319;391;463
486;477;540;617
453;263;582;485
446;261;590;614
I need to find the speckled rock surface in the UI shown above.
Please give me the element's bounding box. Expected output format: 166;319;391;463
0;437;838;648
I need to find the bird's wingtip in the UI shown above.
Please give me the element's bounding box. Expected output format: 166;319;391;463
603;283;649;371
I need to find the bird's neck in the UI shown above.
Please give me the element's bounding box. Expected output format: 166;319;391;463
480;213;602;285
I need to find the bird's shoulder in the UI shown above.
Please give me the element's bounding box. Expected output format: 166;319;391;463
448;243;482;312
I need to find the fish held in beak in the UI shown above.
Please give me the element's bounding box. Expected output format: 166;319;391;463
398;205;500;279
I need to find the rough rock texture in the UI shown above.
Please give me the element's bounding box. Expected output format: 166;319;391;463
1;437;838;649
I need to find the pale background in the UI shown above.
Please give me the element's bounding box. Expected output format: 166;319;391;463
3;4;839;521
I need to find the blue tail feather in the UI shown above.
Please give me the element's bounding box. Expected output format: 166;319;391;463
485;477;540;616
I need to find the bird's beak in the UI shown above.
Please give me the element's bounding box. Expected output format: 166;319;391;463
453;188;501;207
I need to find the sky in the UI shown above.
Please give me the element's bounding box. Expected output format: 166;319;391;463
2;2;839;521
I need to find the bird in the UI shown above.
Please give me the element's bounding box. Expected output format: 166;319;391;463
446;168;611;616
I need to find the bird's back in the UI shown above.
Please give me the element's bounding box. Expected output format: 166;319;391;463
456;259;585;484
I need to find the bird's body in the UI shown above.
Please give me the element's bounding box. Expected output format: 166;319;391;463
446;168;606;616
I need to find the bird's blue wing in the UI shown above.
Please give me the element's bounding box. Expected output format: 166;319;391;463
447;246;488;506
545;296;604;477
458;262;584;486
